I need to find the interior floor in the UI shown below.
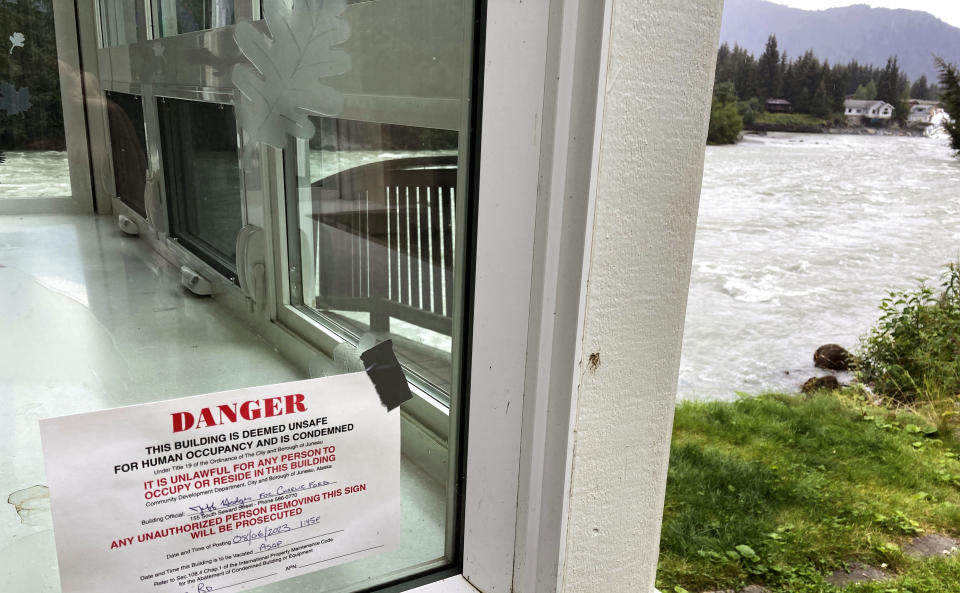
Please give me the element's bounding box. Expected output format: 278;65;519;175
0;214;446;592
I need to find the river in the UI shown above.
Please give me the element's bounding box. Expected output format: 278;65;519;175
4;136;958;400
0;151;72;199
679;132;960;400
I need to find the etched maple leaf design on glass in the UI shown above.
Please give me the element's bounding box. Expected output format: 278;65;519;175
232;0;351;163
9;32;25;55
0;82;31;116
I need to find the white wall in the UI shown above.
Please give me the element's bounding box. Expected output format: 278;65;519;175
560;1;723;592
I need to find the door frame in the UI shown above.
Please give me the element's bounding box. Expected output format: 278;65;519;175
0;0;97;214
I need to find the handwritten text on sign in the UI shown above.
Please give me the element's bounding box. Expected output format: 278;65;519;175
40;373;399;593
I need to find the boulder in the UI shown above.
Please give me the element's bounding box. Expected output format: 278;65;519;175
814;344;853;371
802;375;840;394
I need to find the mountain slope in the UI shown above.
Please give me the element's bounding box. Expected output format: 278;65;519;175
719;0;960;81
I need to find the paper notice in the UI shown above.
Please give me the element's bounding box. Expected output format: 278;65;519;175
40;373;399;593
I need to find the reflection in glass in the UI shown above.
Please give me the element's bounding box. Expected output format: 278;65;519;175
99;0;148;46
0;0;71;199
105;92;148;216
158;97;243;278
286;117;459;396
156;0;235;38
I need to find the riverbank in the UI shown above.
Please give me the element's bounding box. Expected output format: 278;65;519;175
825;126;928;137
742;112;930;136
657;390;960;593
746;126;928;137
682;133;959;400
745;123;928;137
664;263;960;591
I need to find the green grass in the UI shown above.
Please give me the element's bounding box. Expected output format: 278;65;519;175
657;390;960;593
754;112;834;127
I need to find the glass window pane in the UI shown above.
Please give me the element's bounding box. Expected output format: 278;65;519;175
105;92;148;216
99;0;148;46
286;119;459;397
158;97;243;278
0;0;72;200
265;0;476;590
156;0;235;38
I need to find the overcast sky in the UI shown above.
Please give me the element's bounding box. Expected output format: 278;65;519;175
770;1;960;29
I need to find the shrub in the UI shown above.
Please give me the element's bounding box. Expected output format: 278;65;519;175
707;82;743;145
708;99;743;144
857;263;960;403
738;97;761;126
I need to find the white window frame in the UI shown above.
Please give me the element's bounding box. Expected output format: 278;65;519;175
417;1;613;592
253;0;610;589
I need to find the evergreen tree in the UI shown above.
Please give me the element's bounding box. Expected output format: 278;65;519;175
826;63;848;112
875;58;910;124
935;57;960;153
845;60;862;95
784;51;822;113
780;50;789;85
894;90;911;126
911;75;931;100
854;80;877;100
845;61;883;96
713;80;738;105
730;45;758;101
876;57;908;117
756;35;782;102
715;43;733;85
708;35;927;124
811;78;831;118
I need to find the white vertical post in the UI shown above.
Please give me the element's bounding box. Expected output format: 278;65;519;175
557;1;722;591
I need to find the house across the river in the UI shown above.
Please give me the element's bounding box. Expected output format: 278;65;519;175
907;100;944;126
844;99;894;124
765;98;792;113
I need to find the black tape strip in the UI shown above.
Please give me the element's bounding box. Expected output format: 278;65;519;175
360;340;413;411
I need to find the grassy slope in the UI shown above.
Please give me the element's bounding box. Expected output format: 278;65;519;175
744;112;836;134
657;392;960;593
754;112;834;127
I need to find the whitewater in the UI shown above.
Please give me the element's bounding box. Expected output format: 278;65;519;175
680;132;960;400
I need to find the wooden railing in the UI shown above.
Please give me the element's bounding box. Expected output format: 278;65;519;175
310;156;457;336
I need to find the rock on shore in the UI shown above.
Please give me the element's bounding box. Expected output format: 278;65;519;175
814;344;853;371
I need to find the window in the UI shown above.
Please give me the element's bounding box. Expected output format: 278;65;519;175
284;118;460;399
261;0;479;588
0;0;73;200
99;0;148;46
105;92;149;216
79;0;486;591
155;0;235;38
157;97;244;279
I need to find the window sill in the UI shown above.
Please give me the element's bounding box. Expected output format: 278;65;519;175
411;576;480;593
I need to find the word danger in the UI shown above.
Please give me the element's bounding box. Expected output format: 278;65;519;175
171;394;308;432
